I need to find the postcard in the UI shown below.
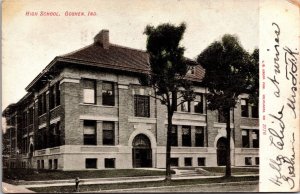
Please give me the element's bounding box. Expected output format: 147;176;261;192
1;0;299;192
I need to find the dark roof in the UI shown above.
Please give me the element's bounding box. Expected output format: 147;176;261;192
60;44;150;74
59;43;205;81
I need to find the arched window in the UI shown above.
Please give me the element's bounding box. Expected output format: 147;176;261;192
132;134;151;148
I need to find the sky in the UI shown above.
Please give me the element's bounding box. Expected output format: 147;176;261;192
2;0;259;111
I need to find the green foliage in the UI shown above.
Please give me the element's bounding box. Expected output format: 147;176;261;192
143;23;193;106
248;48;259;105
197;34;256;110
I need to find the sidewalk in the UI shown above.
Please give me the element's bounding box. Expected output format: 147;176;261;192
20;174;259;188
2;182;35;193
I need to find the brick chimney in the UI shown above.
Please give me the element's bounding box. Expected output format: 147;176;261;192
94;30;109;49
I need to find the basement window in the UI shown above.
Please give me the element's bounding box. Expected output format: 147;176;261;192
104;158;115;168
170;158;179;167
49;159;52;169
245;157;252;165
86;158;97;169
198;158;206;166
54;159;58;169
184;158;192;166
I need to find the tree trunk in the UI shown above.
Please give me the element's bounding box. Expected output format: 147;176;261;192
165;109;173;182
225;107;232;177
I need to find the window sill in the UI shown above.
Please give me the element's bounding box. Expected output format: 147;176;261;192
174;111;207;116
38;113;47;118
241;117;259;120
79;103;117;108
50;105;61;112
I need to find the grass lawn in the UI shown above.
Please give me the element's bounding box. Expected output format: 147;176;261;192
29;176;259;193
3;168;169;181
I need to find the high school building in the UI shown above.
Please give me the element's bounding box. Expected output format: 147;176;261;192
2;30;259;170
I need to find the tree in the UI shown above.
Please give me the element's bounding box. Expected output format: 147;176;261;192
248;48;259;105
143;23;194;181
197;34;255;177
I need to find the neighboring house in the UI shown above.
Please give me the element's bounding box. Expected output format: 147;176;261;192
2;30;259;170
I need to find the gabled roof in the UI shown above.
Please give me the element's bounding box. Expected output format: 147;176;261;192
59;43;150;74
59;43;205;82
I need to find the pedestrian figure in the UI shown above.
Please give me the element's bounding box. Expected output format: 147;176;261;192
75;177;80;192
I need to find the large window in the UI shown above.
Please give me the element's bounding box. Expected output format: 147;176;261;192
49;86;55;109
49;83;60;109
22;137;28;153
252;130;259;148
182;126;191;147
242;129;250;148
36;127;47;150
195;126;204;147
134;95;150;117
194;94;204;113
241;99;249;117
181;101;190;112
28;107;33;125
251;104;258;118
170;125;178;147
102;82;115;106
103;122;114;145
218;109;227;123
83;120;96;145
38;93;47;116
49;122;61;147
83;79;96;104
55;82;60;106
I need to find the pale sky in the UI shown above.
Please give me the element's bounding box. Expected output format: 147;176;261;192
2;0;259;111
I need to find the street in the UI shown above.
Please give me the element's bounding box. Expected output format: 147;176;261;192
101;181;259;192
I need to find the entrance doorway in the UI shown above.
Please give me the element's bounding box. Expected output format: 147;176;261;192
217;137;227;166
132;134;152;168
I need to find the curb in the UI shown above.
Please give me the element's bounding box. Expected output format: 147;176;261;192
24;174;259;188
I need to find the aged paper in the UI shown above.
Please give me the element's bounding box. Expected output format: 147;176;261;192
1;0;299;192
259;0;299;192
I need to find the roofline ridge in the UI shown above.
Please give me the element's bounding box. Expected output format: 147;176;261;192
110;43;148;54
59;44;94;57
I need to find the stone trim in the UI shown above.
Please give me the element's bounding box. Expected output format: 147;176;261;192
166;120;207;126
193;87;207;93
128;117;157;124
79;115;118;121
60;78;80;84
118;84;129;89
240;125;259;130
50;117;61;124
213;122;234;128
38;123;46;129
